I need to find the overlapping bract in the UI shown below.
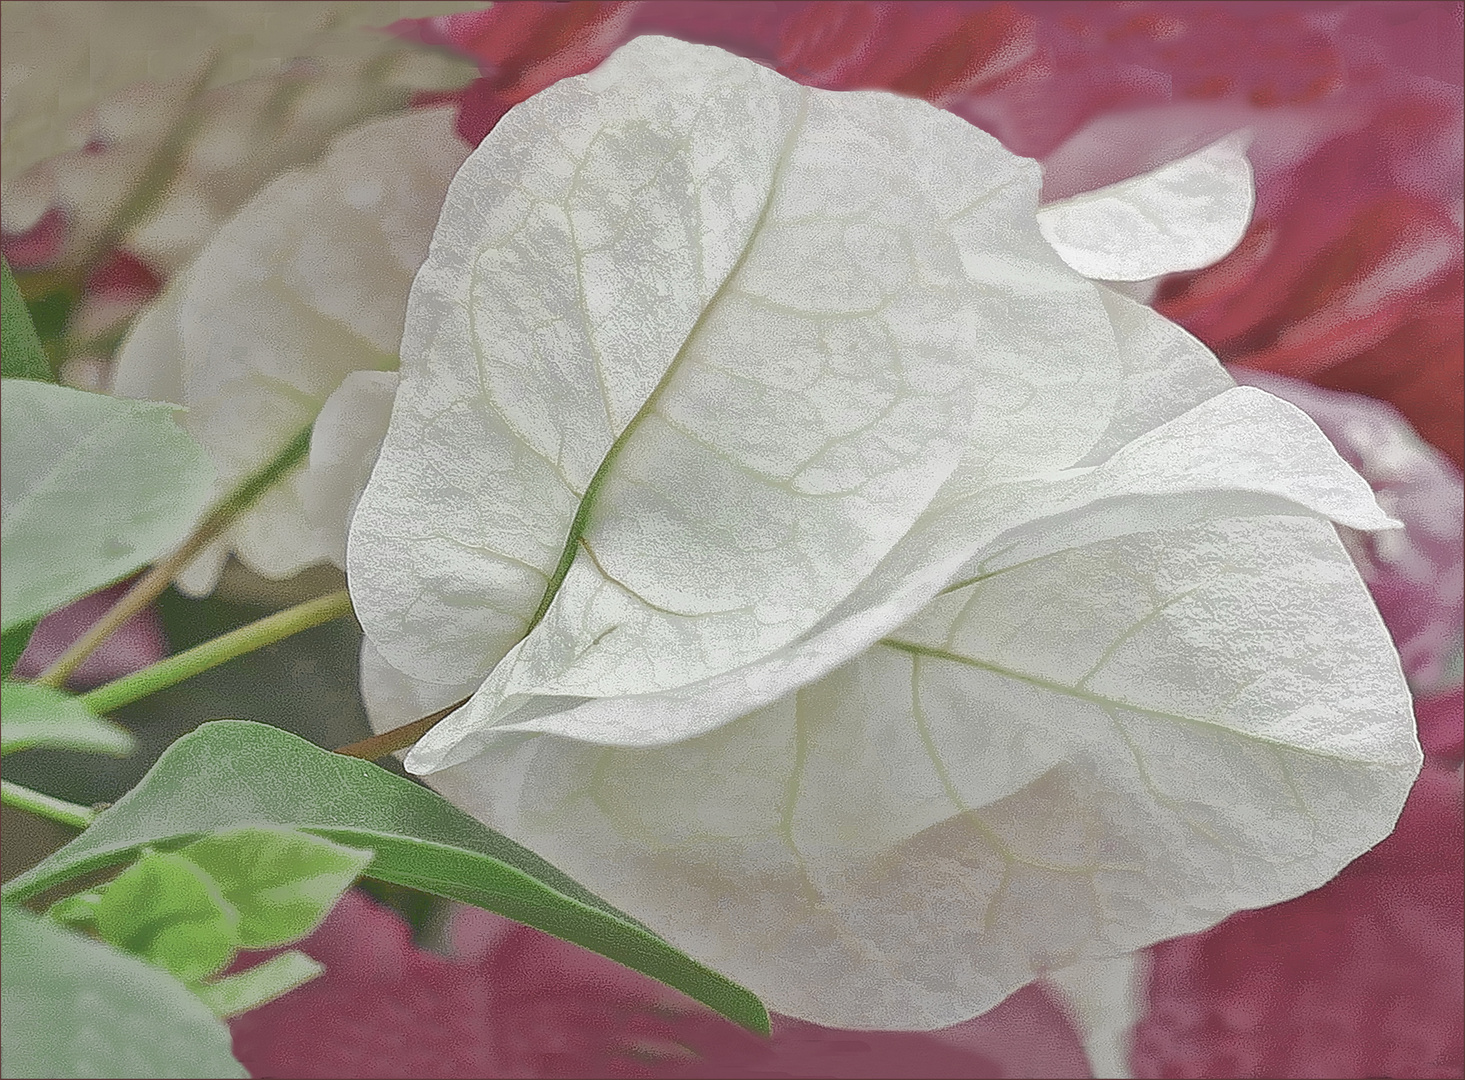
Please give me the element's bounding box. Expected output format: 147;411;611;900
349;37;1420;1029
111;108;467;594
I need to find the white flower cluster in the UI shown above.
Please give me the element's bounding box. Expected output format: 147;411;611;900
116;36;1418;1032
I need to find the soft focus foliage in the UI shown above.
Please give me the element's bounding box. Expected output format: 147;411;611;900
0;681;135;757
5;720;769;1034
12;579;168;689
1;903;246;1079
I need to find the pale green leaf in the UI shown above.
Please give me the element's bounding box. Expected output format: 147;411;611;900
47;890;104;932
1;681;137;757
93;848;241;984
0;902;246;1079
193;950;324;1019
1;618;38;679
0;378;214;628
176;827;372;949
1;719;770;1035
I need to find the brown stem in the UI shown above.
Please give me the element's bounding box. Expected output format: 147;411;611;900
334;697;471;761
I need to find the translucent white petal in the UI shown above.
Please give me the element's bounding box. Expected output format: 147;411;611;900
351;35;1120;715
406;314;1392;768
303;371;399;568
1037;133;1254;281
397;515;1417;1029
1043;953;1148;1080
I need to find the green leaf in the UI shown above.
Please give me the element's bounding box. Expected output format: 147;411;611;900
4;719;771;1034
175;827;372;949
193;950;323;1019
0;902;247;1079
1;256;52;381
1;681;137;757
1;617;38;679
47;890;104;932
0;378;215;630
93;848;241;984
24;287;77;345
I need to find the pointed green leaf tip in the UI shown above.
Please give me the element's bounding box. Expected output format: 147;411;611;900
63;828;371;985
1;255;53;381
175;827;373;949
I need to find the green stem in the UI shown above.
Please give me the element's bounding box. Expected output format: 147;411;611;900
1;780;96;830
35;423;315;689
80;590;354;715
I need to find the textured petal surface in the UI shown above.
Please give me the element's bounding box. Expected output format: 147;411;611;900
367;510;1418;1029
1230;368;1463;696
1037;134;1255;281
111;107;467;593
345;14;1425;1042
303;371;400;569
351;36;1120;725
405;304;1389;768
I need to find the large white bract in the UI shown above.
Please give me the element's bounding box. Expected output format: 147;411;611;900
343;36;1419;1029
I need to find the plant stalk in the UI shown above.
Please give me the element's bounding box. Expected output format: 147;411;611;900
78;590;353;716
1;780;96;830
334;697;470;761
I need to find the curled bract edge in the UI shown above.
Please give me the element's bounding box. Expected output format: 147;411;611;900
348;37;1418;1030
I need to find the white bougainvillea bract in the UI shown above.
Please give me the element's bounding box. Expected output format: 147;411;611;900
111;107;468;594
337;36;1420;1029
